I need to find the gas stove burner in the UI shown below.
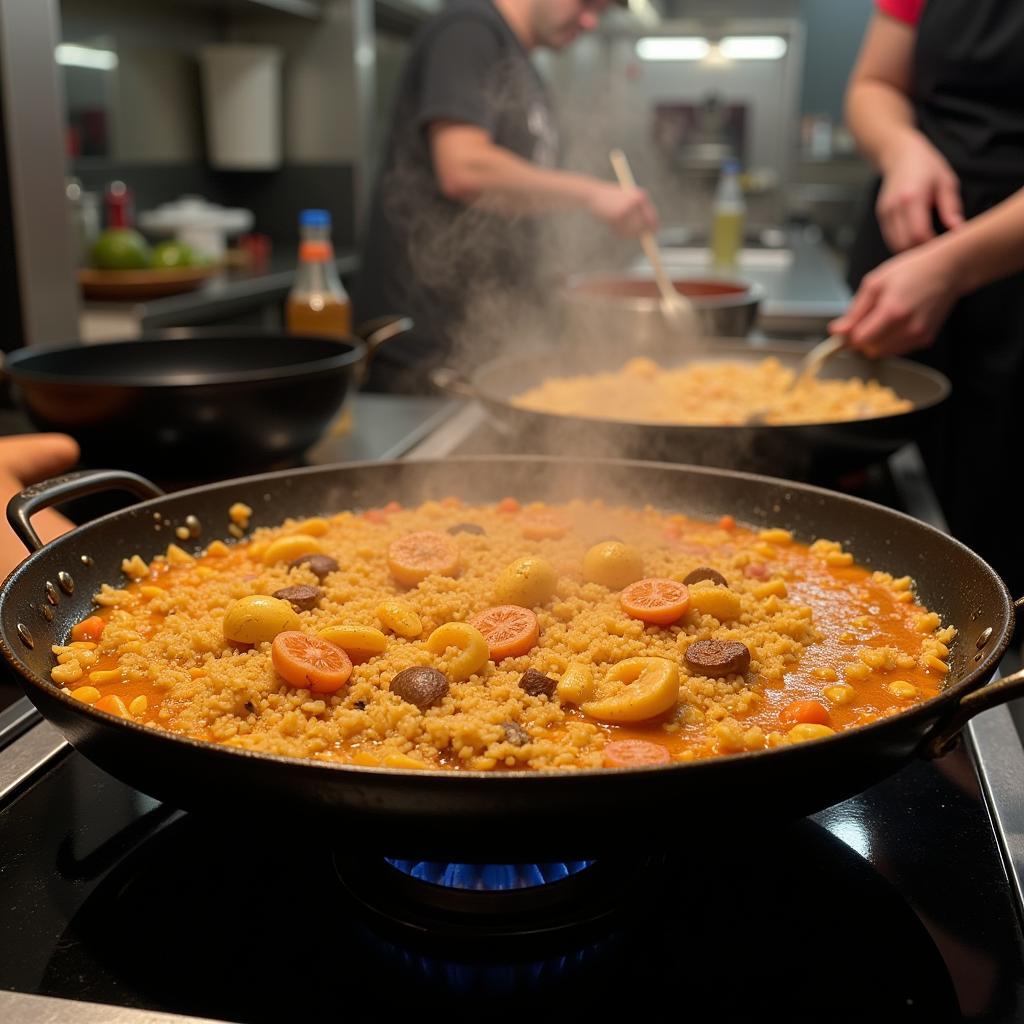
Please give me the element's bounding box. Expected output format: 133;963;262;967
335;853;660;942
383;858;596;891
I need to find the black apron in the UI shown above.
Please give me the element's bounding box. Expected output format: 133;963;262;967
847;0;1024;597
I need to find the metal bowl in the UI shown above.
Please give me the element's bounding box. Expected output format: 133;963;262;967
563;273;764;348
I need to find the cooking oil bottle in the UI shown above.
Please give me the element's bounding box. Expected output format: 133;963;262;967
710;159;746;270
286;209;352;337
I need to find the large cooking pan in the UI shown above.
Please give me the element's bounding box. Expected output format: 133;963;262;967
0;317;411;477
1;456;1018;861
437;342;950;478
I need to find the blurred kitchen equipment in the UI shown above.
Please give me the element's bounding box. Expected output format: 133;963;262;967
199;44;282;171
139;196;254;263
65;177;99;267
710;159;746;270
234;232;272;271
609;149;698;337
433;340;949;479
1;320;410;477
563;272;763;348
286;209;351;338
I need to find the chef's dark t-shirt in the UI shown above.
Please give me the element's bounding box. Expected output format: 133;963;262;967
353;0;557;383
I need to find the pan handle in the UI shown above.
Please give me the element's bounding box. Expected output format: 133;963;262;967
925;596;1024;758
430;366;478;399
353;316;414;382
7;469;164;554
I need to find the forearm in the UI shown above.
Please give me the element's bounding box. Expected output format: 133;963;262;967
435;137;598;215
846;79;922;172
939;187;1024;294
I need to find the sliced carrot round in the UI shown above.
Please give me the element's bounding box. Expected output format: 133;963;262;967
387;530;460;586
272;631;352;693
779;700;831;727
620;578;690;625
72;615;106;644
603;738;671;768
520;508;572;540
468;605;539;660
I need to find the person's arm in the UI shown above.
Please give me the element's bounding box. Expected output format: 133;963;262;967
0;434;78;578
846;11;963;252
830;186;1024;357
429;122;657;236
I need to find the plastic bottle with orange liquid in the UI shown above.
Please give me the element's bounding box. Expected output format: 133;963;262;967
286;209;351;337
286;209;354;436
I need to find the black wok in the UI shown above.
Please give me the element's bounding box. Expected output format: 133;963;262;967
1;456;1018;861
0;317;411;477
437;341;950;478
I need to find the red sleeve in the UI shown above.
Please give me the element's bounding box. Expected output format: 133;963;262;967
876;0;924;25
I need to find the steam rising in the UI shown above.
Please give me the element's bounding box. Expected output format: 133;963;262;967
382;45;770;479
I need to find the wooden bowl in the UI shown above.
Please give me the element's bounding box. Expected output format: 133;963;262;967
78;266;220;301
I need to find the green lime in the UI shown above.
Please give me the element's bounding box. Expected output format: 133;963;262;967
149;240;194;268
91;228;151;270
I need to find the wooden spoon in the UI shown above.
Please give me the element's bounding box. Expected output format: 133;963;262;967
609;149;699;336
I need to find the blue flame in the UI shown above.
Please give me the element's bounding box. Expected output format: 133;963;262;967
384;859;596;891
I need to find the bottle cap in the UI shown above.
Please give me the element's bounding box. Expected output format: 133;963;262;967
299;208;331;228
722;158;742;175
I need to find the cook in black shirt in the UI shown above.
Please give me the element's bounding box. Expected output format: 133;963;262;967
354;0;657;392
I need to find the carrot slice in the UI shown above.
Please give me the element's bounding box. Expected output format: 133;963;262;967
468;605;539;660
387;531;460;586
603;738;671;768
272;631;352;693
779;700;831;727
620;578;690;625
72;616;106;644
520;508;572;540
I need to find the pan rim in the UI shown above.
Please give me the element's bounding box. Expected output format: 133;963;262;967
3;335;366;389
0;454;1010;783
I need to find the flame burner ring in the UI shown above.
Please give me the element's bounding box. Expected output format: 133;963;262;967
333;853;662;941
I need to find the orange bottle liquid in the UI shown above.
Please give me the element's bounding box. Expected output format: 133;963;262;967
286;209;354;437
286;209;351;338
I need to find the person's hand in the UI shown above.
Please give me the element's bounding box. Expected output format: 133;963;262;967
586;183;659;238
829;242;960;358
0;433;79;577
876;132;964;253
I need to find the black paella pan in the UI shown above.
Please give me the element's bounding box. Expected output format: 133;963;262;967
0;456;1018;861
435;342;951;479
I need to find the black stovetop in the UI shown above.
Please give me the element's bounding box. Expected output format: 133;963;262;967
1;738;1022;1023
2;400;1024;1023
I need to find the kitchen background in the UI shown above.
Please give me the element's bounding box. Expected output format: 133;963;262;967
0;0;877;349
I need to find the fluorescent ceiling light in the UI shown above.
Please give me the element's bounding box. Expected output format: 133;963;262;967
635;37;710;61
56;44;119;71
719;35;787;60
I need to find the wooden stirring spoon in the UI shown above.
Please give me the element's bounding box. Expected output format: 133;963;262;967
609;149;699;338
